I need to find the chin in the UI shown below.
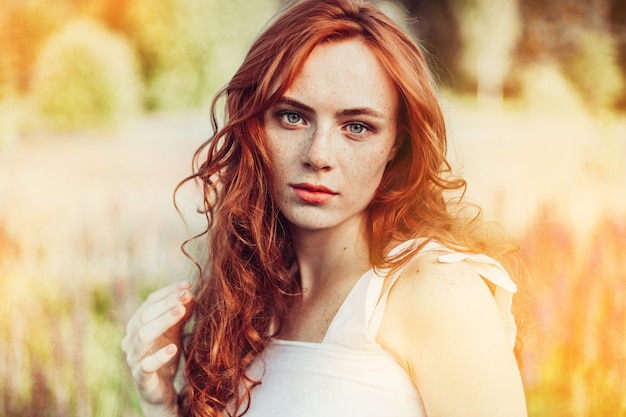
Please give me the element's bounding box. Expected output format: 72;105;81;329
280;209;333;231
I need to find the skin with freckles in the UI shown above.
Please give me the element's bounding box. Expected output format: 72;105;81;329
264;39;399;235
263;39;400;342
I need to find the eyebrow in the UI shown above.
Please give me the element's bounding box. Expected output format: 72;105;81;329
276;96;386;120
276;97;315;114
336;107;385;119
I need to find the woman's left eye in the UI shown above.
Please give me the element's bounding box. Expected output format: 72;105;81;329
346;123;368;135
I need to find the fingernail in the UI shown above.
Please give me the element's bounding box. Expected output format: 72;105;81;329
165;344;176;355
178;290;188;302
177;281;191;289
171;305;182;316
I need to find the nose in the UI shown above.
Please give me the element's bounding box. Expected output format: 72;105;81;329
303;126;333;171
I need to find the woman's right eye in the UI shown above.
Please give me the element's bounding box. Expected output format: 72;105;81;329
280;112;303;125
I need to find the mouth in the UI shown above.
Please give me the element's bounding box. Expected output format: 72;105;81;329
292;183;336;193
291;183;337;204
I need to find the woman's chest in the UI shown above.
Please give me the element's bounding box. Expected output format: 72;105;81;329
239;342;426;417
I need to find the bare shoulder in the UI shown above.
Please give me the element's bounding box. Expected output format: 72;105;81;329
379;249;506;348
377;249;527;416
386;250;497;320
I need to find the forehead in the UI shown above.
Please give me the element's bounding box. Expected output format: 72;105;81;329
283;39;399;116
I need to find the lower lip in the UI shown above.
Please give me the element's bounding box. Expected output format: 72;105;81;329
293;187;335;204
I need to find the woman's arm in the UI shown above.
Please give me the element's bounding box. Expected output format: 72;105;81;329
378;252;527;417
121;281;195;417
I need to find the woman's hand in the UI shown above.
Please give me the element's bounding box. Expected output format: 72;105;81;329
121;281;195;416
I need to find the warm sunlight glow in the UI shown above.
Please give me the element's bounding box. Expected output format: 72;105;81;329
0;0;625;416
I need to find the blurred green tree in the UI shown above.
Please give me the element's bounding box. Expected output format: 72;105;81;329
400;0;626;111
609;0;626;109
515;0;625;111
121;0;278;111
121;0;213;110
401;0;463;88
452;0;521;106
563;29;624;111
31;19;141;131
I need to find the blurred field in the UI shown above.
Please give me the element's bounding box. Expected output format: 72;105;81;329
445;100;626;239
1;102;625;416
0;112;211;416
445;102;626;415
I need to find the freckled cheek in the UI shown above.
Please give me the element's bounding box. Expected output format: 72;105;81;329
267;139;299;183
350;158;386;190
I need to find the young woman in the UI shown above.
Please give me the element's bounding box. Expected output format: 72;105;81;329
122;0;528;416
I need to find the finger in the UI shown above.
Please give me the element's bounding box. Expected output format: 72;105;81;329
181;296;196;322
144;281;191;305
123;289;194;355
140;288;193;326
131;303;188;360
132;344;177;390
125;281;191;336
141;344;178;375
121;334;130;354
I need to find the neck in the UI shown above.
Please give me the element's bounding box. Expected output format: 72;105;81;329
290;217;371;292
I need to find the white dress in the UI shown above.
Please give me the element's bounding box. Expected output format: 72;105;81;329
238;239;518;417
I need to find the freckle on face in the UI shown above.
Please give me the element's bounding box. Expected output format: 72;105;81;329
264;39;399;233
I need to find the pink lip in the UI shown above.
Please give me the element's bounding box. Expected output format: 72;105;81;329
291;183;337;204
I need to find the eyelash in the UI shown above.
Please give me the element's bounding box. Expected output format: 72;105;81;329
276;111;373;136
344;122;370;135
278;111;305;126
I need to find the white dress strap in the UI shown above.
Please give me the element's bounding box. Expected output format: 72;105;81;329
438;251;518;348
367;240;518;349
366;239;433;339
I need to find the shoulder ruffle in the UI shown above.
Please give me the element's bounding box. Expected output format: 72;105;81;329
369;239;519;349
437;251;518;349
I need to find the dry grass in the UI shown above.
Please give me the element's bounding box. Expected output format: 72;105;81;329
444;100;626;416
0;112;210;416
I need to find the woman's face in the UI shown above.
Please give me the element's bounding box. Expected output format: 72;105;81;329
264;39;399;234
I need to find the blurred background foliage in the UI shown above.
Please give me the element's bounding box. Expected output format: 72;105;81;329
31;19;141;131
0;0;625;135
0;0;625;416
0;0;277;135
407;0;626;110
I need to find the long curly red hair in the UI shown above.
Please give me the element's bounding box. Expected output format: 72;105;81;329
176;0;521;415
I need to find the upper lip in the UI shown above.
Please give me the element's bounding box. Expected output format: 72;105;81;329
291;183;338;194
